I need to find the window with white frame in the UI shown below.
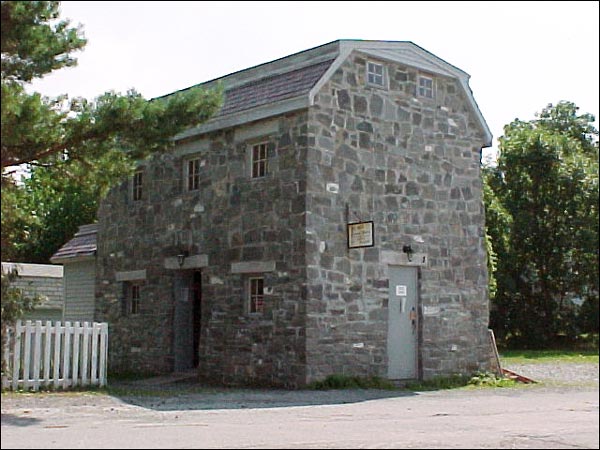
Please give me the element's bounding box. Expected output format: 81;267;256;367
248;277;264;314
132;170;143;201
130;283;141;315
251;143;268;178
366;61;385;87
418;75;434;98
186;157;201;191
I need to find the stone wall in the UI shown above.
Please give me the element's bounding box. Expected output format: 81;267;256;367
96;50;493;386
304;52;492;382
96;112;310;386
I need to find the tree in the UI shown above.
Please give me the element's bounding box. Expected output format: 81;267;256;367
486;101;599;347
1;2;222;334
1;1;222;254
1;267;42;373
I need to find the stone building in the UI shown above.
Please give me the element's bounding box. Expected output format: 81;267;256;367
95;40;493;387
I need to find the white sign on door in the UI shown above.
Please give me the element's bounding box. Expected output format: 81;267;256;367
396;285;407;296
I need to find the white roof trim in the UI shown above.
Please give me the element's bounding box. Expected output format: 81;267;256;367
331;42;491;147
2;262;63;278
176;40;492;147
50;255;95;264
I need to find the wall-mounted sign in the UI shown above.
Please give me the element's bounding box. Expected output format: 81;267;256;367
396;285;407;296
347;221;374;249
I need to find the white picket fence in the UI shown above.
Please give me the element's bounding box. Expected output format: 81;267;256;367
2;320;108;392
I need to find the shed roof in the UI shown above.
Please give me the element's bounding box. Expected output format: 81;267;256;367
50;223;98;263
172;39;492;147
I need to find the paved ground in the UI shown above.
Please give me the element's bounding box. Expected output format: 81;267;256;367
1;361;598;449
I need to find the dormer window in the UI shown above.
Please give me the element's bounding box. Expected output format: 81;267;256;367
418;75;434;99
366;62;385;87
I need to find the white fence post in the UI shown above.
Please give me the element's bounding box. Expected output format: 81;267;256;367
81;322;90;386
11;320;23;391
3;320;109;391
22;320;32;391
99;323;108;387
72;322;81;388
32;321;42;391
43;320;52;387
53;321;62;389
62;322;72;389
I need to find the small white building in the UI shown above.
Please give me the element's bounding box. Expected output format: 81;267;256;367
1;262;64;322
50;224;97;322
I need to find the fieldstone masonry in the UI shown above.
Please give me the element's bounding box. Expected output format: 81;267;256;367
96;42;492;387
304;54;490;382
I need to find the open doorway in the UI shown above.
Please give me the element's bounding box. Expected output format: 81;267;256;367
192;270;202;368
173;270;202;372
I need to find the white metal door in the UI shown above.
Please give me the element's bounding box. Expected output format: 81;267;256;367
387;266;418;379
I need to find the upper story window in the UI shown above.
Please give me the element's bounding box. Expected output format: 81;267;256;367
366;61;385;87
187;157;201;191
130;284;141;315
251;143;268;178
418;75;434;99
248;277;265;314
132;170;143;201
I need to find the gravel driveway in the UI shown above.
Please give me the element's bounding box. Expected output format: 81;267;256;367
2;360;597;411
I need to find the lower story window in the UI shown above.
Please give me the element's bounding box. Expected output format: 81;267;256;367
249;277;264;314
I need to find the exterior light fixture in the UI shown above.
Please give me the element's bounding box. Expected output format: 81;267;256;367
402;244;414;262
176;252;188;268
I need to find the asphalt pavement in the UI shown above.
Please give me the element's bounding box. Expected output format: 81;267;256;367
1;361;598;449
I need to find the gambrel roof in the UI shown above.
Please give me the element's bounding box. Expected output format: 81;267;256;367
173;40;492;147
50;223;97;263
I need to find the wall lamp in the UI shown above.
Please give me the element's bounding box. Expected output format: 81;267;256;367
402;244;414;262
176;250;189;268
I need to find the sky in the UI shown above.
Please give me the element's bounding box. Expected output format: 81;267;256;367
29;1;600;162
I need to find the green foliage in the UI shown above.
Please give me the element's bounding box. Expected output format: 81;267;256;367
500;348;598;364
1;1;86;83
467;372;517;388
1;1;222;264
402;372;517;390
404;374;471;391
485;101;599;347
308;374;397;390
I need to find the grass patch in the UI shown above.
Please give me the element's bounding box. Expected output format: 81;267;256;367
308;374;397;390
500;349;599;365
403;374;470;391
405;372;518;391
308;372;518;392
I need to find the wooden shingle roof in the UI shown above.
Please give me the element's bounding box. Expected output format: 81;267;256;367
50;223;97;263
218;59;334;117
173;39;492;147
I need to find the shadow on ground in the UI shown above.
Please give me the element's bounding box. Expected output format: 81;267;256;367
1;413;42;427
107;372;419;412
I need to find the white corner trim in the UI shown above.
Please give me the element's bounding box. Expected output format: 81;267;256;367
308;46;353;105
